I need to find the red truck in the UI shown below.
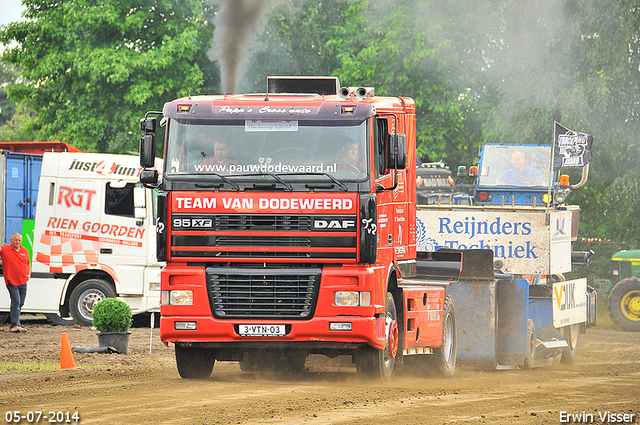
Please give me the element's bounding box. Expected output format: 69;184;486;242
139;77;486;382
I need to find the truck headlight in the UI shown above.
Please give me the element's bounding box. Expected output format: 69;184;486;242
161;290;193;305
335;291;371;307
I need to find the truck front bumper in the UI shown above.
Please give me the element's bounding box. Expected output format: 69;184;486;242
160;315;387;351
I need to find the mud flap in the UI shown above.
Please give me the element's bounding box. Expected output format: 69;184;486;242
495;278;529;367
446;279;497;367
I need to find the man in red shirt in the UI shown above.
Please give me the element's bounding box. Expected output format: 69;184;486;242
0;233;31;332
199;140;239;172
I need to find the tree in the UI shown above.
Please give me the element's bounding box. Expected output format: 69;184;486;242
0;61;20;126
0;0;216;152
242;0;356;93
0;104;39;142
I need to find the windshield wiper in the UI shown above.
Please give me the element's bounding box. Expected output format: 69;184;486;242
195;173;240;190
302;173;349;192
265;173;293;191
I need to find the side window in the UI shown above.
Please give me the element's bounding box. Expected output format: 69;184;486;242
105;183;135;218
373;117;389;178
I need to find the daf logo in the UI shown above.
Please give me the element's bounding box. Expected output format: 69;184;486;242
313;219;356;230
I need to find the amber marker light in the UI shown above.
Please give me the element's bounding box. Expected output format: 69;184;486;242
341;105;356;115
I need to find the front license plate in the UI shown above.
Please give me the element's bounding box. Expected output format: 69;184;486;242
238;324;286;337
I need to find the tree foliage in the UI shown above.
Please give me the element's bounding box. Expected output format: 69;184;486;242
0;0;215;152
0;61;21;125
242;0;355;92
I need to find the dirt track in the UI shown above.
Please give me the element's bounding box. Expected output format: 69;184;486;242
0;318;638;425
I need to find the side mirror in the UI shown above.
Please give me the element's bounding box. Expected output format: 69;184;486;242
387;133;407;169
140;117;156;133
140;134;156;168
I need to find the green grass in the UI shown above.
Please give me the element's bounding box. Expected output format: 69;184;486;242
0;361;60;373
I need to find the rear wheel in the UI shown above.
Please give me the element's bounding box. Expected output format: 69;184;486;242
560;324;580;365
608;277;640;332
355;292;398;383
523;319;536;369
429;294;457;377
69;279;117;326
175;345;215;379
0;313;8;324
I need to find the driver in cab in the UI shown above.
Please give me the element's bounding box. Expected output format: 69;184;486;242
496;151;545;186
336;139;365;172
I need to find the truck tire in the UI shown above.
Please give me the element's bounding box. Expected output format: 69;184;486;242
355;292;398;383
175;345;215;379
523;319;535;369
45;313;76;326
560;324;580;365
69;279;117;326
608;277;640;332
0;313;8;324
429;294;457;377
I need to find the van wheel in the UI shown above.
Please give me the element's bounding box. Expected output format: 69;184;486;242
0;313;8;324
175;345;215;379
69;279;116;326
45;313;76;326
355;292;398;383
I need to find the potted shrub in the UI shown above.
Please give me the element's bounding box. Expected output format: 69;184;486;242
92;298;133;354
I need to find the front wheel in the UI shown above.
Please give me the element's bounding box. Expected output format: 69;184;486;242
608;277;640;332
355;292;398;383
175;345;215;379
69;279;117;326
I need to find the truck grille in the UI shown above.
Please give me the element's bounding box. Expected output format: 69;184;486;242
170;214;357;261
207;267;320;319
216;215;312;231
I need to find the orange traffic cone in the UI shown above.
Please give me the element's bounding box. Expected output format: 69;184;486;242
60;333;76;369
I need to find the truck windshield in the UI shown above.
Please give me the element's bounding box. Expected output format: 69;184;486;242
165;119;368;180
478;144;553;188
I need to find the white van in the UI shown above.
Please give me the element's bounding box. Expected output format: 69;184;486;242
0;151;162;325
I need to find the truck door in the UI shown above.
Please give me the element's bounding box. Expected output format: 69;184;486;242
373;116;410;262
100;181;147;296
373;117;396;262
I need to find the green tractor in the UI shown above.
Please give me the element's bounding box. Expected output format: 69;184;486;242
608;249;640;331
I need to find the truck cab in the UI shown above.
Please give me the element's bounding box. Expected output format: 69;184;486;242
139;77;463;382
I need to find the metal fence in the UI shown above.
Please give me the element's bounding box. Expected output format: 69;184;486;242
565;240;638;299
